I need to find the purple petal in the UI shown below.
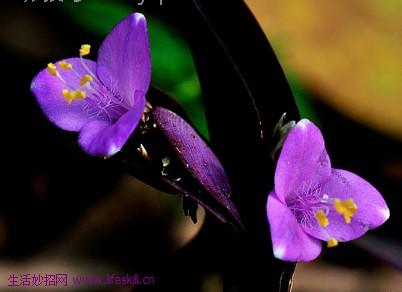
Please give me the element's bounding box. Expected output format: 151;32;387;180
97;13;151;107
30;58;96;131
302;169;390;242
153;107;241;225
78;91;145;157
275;119;331;202
267;191;322;262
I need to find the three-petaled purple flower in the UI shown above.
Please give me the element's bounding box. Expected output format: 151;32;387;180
267;119;390;262
31;13;151;157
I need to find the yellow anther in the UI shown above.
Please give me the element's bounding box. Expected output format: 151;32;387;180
344;199;358;213
47;63;57;76
61;89;86;105
334;198;358;224
80;74;93;87
327;238;338;248
315;210;329;227
79;44;91;56
71;90;86;100
62;89;73;104
58;61;73;70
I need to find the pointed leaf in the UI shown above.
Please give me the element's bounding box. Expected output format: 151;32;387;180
161;1;301;290
152;106;242;227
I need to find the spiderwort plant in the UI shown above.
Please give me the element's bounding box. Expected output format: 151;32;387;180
31;13;150;157
267;119;390;262
30;12;241;227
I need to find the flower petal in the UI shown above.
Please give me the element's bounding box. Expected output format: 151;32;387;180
302;169;390;242
30;58;97;131
97;13;151;107
78;91;146;157
275;119;331;202
267;191;322;262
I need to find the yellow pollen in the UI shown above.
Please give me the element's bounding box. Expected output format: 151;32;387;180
62;89;73;104
327;238;338;248
58;61;73;70
72;90;86;100
47;63;57;76
334;198;358;224
62;89;86;105
79;44;91;56
315;210;329;227
80;74;93;87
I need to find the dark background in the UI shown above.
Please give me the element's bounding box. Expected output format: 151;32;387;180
0;0;401;291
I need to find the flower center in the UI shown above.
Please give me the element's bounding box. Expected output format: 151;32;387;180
47;44;130;123
287;184;324;225
287;184;358;248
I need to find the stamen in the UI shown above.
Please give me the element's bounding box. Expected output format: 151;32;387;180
334;198;358;224
58;61;73;70
47;63;57;76
315;209;329;227
69;67;94;91
327;238;338;248
79;44;91;57
72;90;86;100
80;75;93;87
62;89;72;104
78;44;97;81
47;63;73;88
62;89;86;105
52;44;130;120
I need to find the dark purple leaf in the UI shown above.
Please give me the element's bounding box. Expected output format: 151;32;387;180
115;86;191;195
152;106;242;227
160;0;300;290
355;235;402;271
115;87;241;227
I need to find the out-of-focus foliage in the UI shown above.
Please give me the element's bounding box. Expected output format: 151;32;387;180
62;0;209;137
246;0;402;140
287;72;320;123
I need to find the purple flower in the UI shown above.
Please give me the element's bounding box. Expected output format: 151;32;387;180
30;13;151;157
266;119;390;262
